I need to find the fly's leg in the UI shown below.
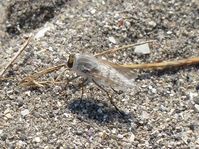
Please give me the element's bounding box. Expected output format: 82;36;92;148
92;79;123;115
78;78;88;101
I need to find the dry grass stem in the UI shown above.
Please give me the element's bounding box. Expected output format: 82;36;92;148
119;57;199;70
20;64;67;87
0;35;32;77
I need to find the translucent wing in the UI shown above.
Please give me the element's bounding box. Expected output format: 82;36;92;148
100;60;137;80
71;54;135;90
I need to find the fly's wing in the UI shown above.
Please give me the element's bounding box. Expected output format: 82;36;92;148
73;54;100;76
73;54;135;90
100;60;137;80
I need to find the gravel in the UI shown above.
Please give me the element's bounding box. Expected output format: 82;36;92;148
0;0;199;148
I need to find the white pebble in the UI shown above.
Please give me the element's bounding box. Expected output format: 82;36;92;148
194;104;199;112
108;36;117;44
21;109;30;116
141;111;149;119
111;128;117;134
5;113;12;119
34;23;54;40
189;92;198;100
0;130;3;135
148;21;156;27
89;8;96;14
134;43;150;54
117;134;123;139
33;137;41;143
129;133;135;142
167;30;172;35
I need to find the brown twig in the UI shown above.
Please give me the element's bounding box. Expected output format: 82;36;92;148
0;36;32;77
94;40;155;57
20;64;67;87
118;57;199;70
21;64;66;83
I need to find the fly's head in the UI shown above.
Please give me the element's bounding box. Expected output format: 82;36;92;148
67;54;76;68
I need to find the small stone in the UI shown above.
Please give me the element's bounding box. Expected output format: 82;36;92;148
134;43;150;55
97;108;103;114
89;8;96;14
33;137;41;143
4;108;10;114
167;30;172;34
44;146;49;149
193;97;199;105
129;133;135;142
34;23;54;40
108;36;117;44
148;20;156;27
5;113;12;119
16;140;26;147
148;85;157;93
111;128;117;134
21;109;30;116
24;91;31;97
99;131;108;139
189;92;198;101
117;134;124;139
196;138;199;144
194;104;199;112
141;111;149;119
1;133;7;141
0;130;3;135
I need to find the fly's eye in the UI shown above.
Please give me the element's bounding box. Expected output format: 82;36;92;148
67;54;75;68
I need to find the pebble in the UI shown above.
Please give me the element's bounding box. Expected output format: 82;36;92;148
167;30;173;35
148;85;157;93
24;91;31;97
4;109;12;119
196;138;199;144
4;113;12;119
21;109;30;116
148;20;156;27
99;131;108;139
189;92;198;101
34;23;54;40
111;128;117;134
108;36;117;44
193;97;199;105
16;140;26;147
129;133;135;142
89;8;96;14
33;137;41;143
0;130;3;135
97;108;103;114
141;111;149;119
4;108;11;114
117;134;124;139
194;104;199;112
134;43;150;55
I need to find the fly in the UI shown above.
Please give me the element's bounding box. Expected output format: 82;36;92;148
67;53;137;114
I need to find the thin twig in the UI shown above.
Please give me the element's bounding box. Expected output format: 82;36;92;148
28;64;67;80
20;64;67;86
0;36;32;77
94;40;155;57
118;57;199;70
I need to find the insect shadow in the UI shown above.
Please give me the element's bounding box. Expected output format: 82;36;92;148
67;98;134;124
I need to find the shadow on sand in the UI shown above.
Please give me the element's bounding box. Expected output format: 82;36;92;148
67;98;136;125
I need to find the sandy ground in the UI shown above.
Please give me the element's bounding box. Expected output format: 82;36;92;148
0;0;199;148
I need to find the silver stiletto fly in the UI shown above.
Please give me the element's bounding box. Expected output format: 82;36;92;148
67;53;136;113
